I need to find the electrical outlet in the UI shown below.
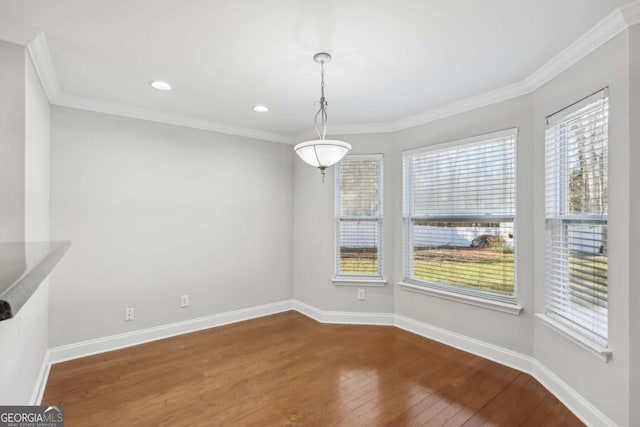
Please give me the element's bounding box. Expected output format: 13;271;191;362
357;289;365;300
125;307;134;321
181;294;189;308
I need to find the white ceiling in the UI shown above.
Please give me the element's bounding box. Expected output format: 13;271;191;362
0;0;636;141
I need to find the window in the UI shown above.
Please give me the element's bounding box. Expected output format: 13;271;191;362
335;155;383;279
402;129;517;303
545;89;608;347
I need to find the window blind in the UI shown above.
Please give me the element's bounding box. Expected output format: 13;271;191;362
545;89;608;346
403;129;517;302
335;155;383;278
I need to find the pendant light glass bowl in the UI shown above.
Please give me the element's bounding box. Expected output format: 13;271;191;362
294;140;352;169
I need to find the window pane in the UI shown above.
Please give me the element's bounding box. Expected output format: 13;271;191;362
340;160;380;217
545;91;608;345
339;220;379;275
403;130;517;302
412;221;514;296
336;156;383;278
412;138;515;217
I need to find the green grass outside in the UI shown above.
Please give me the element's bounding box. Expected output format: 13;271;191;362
340;248;607;301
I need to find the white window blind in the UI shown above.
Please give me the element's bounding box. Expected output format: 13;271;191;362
403;129;517;303
545;89;609;346
335;155;383;278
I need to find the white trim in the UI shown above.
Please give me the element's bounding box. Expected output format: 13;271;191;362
49;300;294;363
622;0;640;26
394;314;533;373
532;359;618;427
402;127;518;156
332;277;387;287
24;1;640;145
343;153;384;161
295;2;639;139
391;311;617;427
399;282;523;316
24;34;293;145
26;33;62;102
35;299;617;426
29;350;52;405
291;300;394;325
535;313;612;362
53;93;294;145
524;8;627;94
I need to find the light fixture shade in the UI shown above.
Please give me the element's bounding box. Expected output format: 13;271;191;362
294;140;352;168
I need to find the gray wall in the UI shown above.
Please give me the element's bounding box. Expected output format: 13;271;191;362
392;95;535;356
293;94;534;352
628;23;640;427
532;32;630;426
0;51;51;404
49;107;294;346
293;132;395;313
293;30;632;425
0;41;25;242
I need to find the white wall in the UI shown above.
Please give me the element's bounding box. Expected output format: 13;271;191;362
49;107;293;346
628;23;640;427
532;32;630;427
0;40;25;242
0;52;51;404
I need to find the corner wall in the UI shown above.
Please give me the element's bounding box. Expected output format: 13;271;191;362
532;31;630;426
0;46;51;404
0;41;25;242
293;30;632;426
628;23;640;427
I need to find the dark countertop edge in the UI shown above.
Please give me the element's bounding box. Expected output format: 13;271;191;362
0;240;71;321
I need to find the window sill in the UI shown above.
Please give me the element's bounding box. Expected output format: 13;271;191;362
333;277;387;287
535;313;612;362
398;282;523;315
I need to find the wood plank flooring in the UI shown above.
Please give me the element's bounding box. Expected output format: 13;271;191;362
43;311;584;426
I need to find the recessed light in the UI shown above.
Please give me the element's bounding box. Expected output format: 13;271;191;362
253;105;269;113
150;80;172;91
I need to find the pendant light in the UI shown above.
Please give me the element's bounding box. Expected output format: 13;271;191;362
294;52;351;183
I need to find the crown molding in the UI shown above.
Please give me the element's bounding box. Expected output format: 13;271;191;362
298;1;639;139
25;33;293;145
26;32;62;102
621;0;640;26
524;6;628;93
53;93;294;144
25;1;640;144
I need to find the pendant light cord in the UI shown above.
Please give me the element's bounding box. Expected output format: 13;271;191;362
314;61;328;140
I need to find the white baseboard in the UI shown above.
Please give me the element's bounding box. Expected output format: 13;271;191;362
39;298;617;426
29;349;51;405
392;313;616;427
394;314;534;373
532;360;617;427
49;300;294;363
292;300;395;325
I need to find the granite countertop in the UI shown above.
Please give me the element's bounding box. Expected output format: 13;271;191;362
0;240;71;320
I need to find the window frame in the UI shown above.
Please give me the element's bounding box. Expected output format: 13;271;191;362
543;88;609;350
401;128;519;306
334;154;384;282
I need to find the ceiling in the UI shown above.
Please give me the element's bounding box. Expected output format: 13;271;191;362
0;0;636;142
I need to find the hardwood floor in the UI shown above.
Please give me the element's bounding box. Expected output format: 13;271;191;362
43;311;584;426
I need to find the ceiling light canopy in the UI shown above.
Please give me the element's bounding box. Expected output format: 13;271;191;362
294;52;351;183
150;80;172;91
253;105;269;113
